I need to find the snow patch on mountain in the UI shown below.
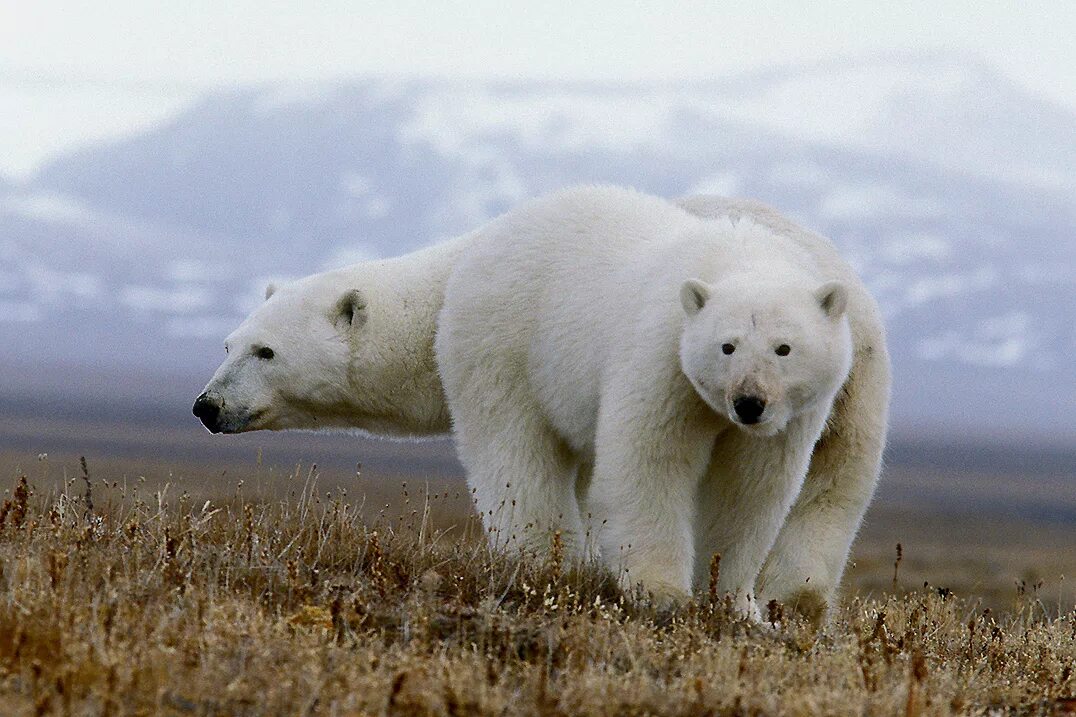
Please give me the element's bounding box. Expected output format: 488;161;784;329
713;62;970;146
880;232;952;265
400;87;679;156
901;267;998;311
819;184;943;221
918;312;1037;369
1;191;97;226
168;260;234;283
121;285;213;314
24;266;102;301
336;172;393;220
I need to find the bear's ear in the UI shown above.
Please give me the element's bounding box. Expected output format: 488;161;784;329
334;289;367;331
815;280;848;320
264;282;278;300
680;279;710;316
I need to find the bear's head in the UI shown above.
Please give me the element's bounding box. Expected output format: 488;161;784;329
678;275;853;436
193;279;366;434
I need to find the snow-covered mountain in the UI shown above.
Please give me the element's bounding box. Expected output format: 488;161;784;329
706;54;1076;192
2;56;1073;446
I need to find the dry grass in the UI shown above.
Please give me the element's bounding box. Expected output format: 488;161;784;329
0;462;1073;716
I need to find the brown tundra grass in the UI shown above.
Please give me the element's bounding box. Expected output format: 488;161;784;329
0;466;1072;716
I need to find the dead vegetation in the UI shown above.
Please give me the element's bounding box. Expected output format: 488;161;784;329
0;462;1072;716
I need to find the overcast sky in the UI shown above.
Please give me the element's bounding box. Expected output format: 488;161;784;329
1;1;1074;178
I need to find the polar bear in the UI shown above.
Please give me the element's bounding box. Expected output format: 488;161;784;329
677;195;890;622
193;236;471;437
436;186;889;620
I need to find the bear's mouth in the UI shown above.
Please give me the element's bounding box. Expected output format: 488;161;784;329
215;407;270;434
730;415;782;437
237;407;270;432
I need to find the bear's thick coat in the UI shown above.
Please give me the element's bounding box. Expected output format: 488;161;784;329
678;195;890;621
436;187;890;620
196;189;889;623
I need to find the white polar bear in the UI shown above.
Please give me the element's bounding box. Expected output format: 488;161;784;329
193;235;471;437
677;195;890;622
436;186;889;620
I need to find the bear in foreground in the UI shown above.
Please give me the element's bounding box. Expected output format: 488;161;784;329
436;186;890;620
194;189;889;624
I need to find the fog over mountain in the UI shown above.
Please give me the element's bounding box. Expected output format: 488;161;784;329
1;55;1073;448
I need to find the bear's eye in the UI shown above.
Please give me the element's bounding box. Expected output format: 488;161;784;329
721;343;735;355
255;346;275;360
775;344;791;357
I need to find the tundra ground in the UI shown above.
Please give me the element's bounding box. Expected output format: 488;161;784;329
0;453;1072;716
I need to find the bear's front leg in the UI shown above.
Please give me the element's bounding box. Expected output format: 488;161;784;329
445;368;587;559
588;377;716;607
694;409;826;622
756;345;890;624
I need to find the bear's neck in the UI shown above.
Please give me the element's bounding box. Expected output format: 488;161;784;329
343;235;471;437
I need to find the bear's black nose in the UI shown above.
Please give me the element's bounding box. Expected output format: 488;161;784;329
733;396;766;424
193;392;222;432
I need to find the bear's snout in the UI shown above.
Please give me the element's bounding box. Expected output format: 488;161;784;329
193;392;223;433
732;395;766;424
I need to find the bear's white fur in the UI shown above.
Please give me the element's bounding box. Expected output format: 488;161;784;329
195;235;470;437
436;186;890;620
679;195;890;623
196;189;889;623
